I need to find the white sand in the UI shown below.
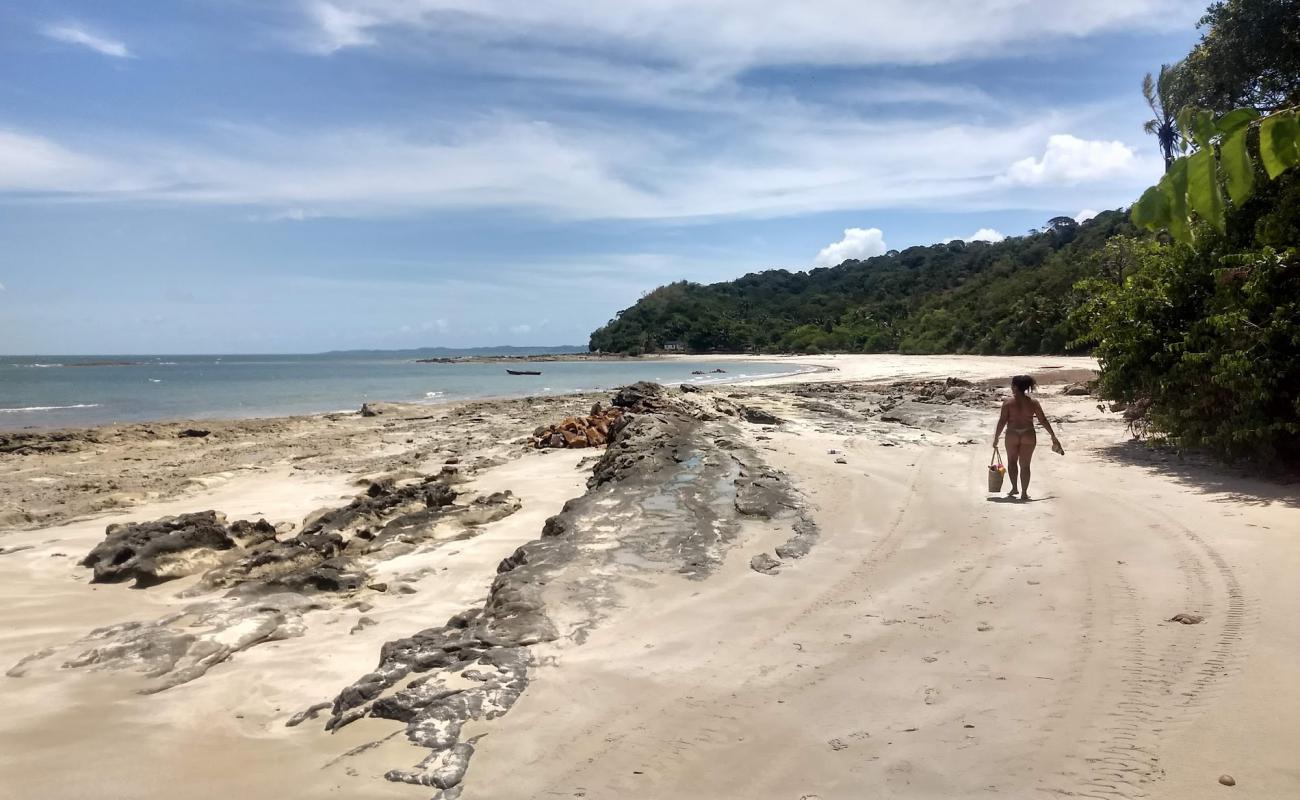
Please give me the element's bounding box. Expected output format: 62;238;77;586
2;355;1297;799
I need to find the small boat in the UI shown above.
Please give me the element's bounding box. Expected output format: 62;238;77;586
506;369;542;376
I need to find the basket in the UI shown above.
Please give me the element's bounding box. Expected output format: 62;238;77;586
988;447;1006;492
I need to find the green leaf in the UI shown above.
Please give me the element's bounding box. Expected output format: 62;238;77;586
1163;157;1192;244
1220;127;1254;206
1131;184;1170;231
1187;109;1216;149
1216;108;1259;137
1187;149;1226;233
1259;111;1300;179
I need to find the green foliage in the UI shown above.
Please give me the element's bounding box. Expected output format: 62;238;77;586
1131;106;1296;244
589;213;1135;356
1173;0;1300;112
1260;110;1300;178
1220;126;1254;204
1071;232;1300;467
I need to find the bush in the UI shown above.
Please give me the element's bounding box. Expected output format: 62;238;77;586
1072;235;1300;467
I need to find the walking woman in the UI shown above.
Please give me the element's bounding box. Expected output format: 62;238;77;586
993;375;1063;501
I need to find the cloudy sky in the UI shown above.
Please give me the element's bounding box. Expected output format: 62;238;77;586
1;1;1201;353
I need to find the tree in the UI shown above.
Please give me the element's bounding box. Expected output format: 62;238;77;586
1143;65;1184;172
1175;0;1300;113
1131;104;1300;245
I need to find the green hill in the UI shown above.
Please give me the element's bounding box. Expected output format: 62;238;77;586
589;211;1136;356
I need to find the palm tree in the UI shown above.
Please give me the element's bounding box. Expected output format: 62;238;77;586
1142;65;1181;173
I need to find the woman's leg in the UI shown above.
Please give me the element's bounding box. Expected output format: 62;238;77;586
1004;433;1021;495
1018;436;1038;499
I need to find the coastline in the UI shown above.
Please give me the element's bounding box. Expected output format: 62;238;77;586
0;355;820;434
2;354;1297;799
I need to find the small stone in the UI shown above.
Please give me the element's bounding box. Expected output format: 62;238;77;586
368;582;388;593
1170;612;1204;624
1218;774;1235;787
976;623;992;632
834;457;848;464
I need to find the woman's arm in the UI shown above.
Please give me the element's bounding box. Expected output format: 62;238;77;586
1033;400;1059;441
994;401;1009;444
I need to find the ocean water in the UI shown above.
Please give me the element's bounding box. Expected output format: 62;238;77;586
0;354;808;430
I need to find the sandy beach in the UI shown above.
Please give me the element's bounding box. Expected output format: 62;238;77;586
2;355;1297;800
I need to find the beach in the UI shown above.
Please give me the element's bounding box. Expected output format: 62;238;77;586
2;354;1297;800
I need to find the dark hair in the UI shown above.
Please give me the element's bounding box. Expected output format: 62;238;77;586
1011;374;1037;394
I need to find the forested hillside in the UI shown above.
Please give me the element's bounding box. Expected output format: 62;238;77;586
589;211;1136;355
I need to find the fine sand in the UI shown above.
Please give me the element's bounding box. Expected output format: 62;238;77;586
1;355;1297;800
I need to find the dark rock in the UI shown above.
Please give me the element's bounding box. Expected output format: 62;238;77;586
285;701;332;728
739;406;783;425
227;518;279;547
177;428;211;438
750;553;781;574
679;383;703;393
611;381;665;410
360;403;381;417
369;583;389;593
81;511;239;586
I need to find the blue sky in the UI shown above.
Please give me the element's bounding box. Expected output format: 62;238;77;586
0;1;1204;354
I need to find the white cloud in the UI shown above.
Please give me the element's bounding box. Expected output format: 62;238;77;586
967;227;1005;243
294;1;1195;71
1003;134;1137;186
814;228;887;267
1075;208;1099;222
0;130;138;193
0;282;6;291
303;3;379;53
42;24;132;58
509;323;533;334
0;110;1150;221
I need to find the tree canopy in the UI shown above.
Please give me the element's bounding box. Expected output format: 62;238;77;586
589;213;1134;356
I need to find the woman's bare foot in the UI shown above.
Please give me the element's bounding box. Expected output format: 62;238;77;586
1007;488;1019;498
1020;492;1031;502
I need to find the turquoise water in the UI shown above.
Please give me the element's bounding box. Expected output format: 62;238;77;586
0;353;806;430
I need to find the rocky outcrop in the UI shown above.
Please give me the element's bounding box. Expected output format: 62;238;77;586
320;384;818;795
39;474;519;695
61;592;325;694
531;405;625;449
80;512;276;587
738;405;783;425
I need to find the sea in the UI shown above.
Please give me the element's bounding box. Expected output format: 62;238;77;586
0;352;809;431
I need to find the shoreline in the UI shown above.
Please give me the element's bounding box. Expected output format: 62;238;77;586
0;357;825;435
1;353;1097;437
4;354;1294;799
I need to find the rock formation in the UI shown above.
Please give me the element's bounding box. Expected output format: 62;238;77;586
80;511;277;587
319;383;817;796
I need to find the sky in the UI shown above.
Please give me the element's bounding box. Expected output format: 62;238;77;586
0;1;1205;354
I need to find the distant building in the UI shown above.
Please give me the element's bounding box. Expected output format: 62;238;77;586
662;341;687;353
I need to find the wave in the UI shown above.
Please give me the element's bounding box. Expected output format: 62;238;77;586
0;403;102;413
10;363;64;368
424;391;445;399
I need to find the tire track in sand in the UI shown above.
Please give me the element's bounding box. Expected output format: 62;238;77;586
1041;490;1252;799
